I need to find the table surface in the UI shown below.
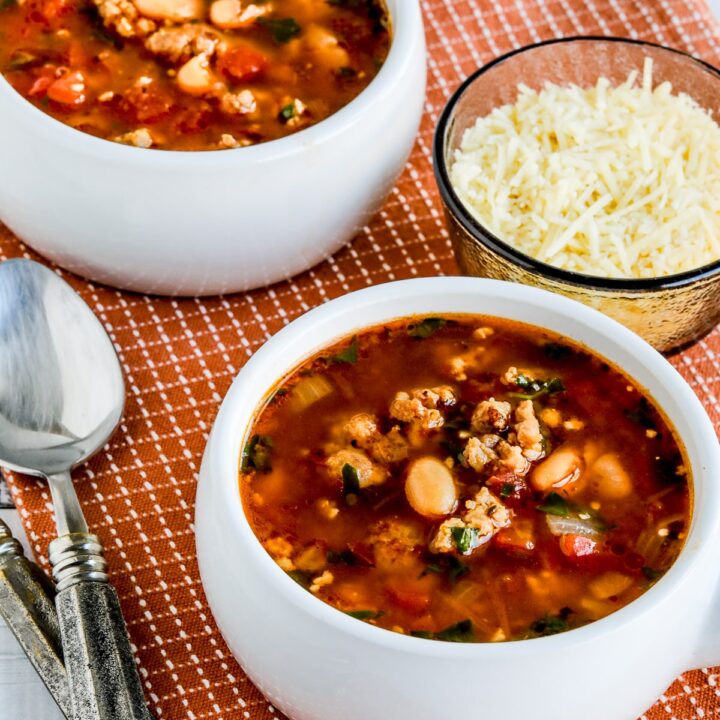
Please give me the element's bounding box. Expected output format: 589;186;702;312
3;1;720;718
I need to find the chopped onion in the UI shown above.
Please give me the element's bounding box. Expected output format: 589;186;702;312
288;375;334;413
546;514;602;539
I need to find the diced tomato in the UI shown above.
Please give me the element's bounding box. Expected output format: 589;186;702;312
47;70;86;106
67;41;89;69
119;84;174;124
175;101;214;134
385;587;430;615
217;46;268;83
29;76;53;97
559;534;598;558
40;0;72;21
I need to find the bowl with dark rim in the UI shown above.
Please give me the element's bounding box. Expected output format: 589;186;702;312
433;36;720;353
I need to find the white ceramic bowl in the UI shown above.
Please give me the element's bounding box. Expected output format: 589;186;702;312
195;277;720;720
0;1;426;296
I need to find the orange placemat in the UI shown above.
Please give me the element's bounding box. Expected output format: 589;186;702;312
3;1;720;718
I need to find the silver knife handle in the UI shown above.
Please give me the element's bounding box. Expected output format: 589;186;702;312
0;519;71;718
50;533;153;720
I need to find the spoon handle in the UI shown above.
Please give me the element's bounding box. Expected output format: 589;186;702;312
50;533;154;720
0;519;71;718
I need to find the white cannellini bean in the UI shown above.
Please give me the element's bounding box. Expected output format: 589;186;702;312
530;445;584;492
209;0;267;30
405;457;458;518
591;453;632;499
133;0;202;21
177;55;214;95
304;24;349;69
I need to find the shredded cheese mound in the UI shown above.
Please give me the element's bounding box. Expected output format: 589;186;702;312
450;59;720;279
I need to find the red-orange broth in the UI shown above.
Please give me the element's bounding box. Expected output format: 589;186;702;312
240;316;690;642
0;0;390;150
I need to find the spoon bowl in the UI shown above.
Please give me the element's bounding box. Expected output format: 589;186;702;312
0;259;124;478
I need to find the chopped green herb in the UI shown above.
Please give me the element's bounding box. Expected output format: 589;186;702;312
241;434;273;473
407;317;446;339
342;463;360;497
528;607;573;637
536;492;570;517
642;566;663;581
451;526;479;554
337;66;357;77
412;619;475;642
543;342;573;361
258;16;301;43
509;375;566;400
0;0;18;10
286;570;312;588
327;337;359;365
500;482;515;499
279;102;296;121
345;609;384;620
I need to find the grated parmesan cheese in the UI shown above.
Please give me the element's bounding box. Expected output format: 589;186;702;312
450;59;720;278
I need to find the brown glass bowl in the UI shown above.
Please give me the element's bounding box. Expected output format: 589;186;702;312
433;37;720;352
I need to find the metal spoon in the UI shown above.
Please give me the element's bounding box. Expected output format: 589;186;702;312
0;258;152;720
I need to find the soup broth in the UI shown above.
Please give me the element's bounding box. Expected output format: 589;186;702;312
240;316;690;642
0;0;390;150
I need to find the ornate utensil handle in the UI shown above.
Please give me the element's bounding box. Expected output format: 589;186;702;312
0;518;71;718
50;533;154;720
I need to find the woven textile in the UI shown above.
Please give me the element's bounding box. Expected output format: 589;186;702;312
3;1;720;718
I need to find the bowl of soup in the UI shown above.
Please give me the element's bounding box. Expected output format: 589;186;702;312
195;276;720;720
433;37;720;351
0;0;425;295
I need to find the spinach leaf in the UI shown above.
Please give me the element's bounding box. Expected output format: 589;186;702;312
536;492;570;517
327;336;359;365
624;397;656;429
642;566;662;581
345;609;384;620
258;17;301;43
528;607;573;637
451;526;479;554
286;570;312;588
543;342;573;361
509;375;565;400
436;619;475;642
421;555;469;586
7;51;42;70
412;619;475;642
241;434;273;473
407;317;446;339
342;463;360;497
